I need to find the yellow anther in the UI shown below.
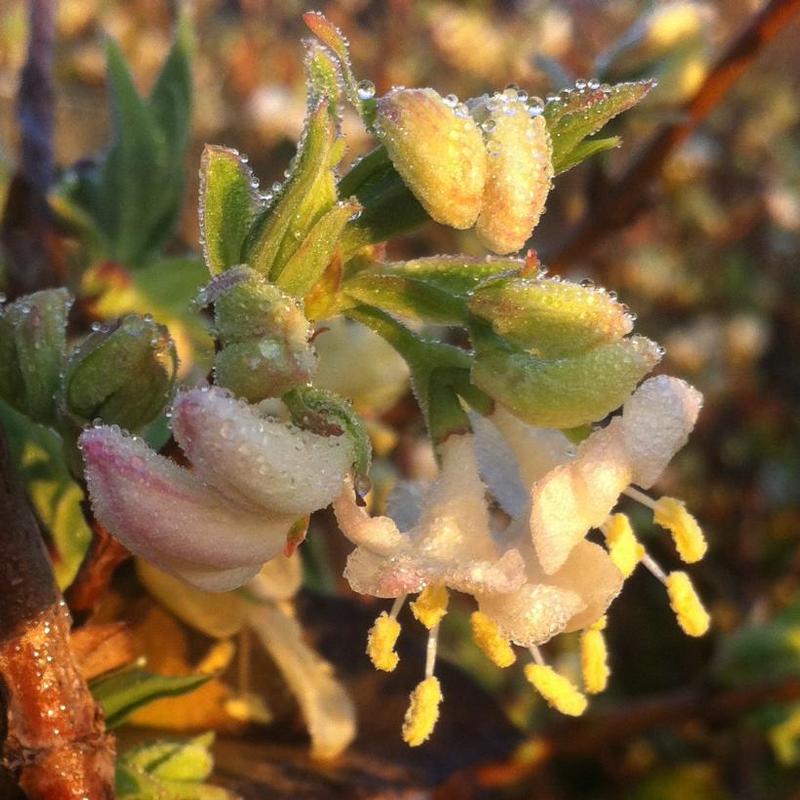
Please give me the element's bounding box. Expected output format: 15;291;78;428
470;611;517;668
402;676;443;746
580;617;610;695
524;664;588;717
367;612;401;672
197;638;235;674
654;497;707;563
410;585;449;630
666;571;710;637
602;513;645;577
224;692;272;724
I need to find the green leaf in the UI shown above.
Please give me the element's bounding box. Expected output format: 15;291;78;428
92;667;211;729
337;146;428;257
0;399;92;589
243;101;339;278
198;146;261;276
274;197;361;297
120;734;215;782
304;40;343;110
554;135;621;174
470;326;661;428
544;80;654;173
715;622;800;687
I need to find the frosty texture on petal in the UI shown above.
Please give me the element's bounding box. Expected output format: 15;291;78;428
554;541;624;632
478;582;584;647
531;419;632;574
443;548;526;595
343;548;427;597
173;387;351;516
81;426;291;588
622;375;703;488
333;479;408;556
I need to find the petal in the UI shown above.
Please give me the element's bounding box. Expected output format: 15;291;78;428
245;553;303;602
172;387;351;516
622;375;703;488
333;478;407;556
552;541;624;632
530;419;632;574
477;582;585;647
386;481;426;530
343;547;428;598
443;548;527;595
81;426;291;589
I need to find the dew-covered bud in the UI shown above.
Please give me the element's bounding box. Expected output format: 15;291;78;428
375;87;486;229
64;314;177;431
469;276;634;357
0;288;72;424
471;93;553;254
471;335;662;429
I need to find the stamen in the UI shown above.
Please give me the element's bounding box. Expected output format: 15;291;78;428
653;497;707;563
411;584;449;629
390;594;407;620
402;676;443;746
601;513;644;577
623;485;657;509
666;571;710;637
367;611;402;672
641;552;668;583
524;661;587;717
580;616;610;694
471;611;516;668
425;622;440;679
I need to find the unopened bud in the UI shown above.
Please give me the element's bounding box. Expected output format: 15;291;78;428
471;93;553;254
0;288;71;424
64;314;177;431
375;87;486;229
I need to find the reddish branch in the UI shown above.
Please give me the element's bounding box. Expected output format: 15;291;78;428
549;0;800;269
0;426;115;797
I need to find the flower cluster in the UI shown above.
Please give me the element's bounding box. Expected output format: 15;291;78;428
337;375;709;744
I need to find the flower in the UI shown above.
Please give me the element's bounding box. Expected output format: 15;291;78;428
81;386;352;592
336;374;711;740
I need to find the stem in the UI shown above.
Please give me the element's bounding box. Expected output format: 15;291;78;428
549;0;800;269
0;423;115;798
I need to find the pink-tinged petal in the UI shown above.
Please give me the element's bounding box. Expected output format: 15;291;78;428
80;426;293;590
622;375;703;489
442;548;527;595
477;583;585;647
553;541;623;632
530;419;632;574
172;387;351;516
333;479;408;556
344;548;428;598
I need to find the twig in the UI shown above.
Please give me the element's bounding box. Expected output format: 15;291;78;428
0;0;62;297
548;0;800;270
0;424;115;798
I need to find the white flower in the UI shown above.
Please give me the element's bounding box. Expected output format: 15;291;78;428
81;386;351;592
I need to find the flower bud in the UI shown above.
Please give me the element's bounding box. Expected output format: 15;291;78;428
64;314;177;431
471;335;662;429
0;288;71;424
471;93;553;254
375;87;486;229
469;276;634;357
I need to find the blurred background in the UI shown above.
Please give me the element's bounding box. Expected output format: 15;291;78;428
2;1;800;797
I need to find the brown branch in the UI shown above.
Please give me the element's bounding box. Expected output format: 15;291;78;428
0;423;115;799
548;0;800;270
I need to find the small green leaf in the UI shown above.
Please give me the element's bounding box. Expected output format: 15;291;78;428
0;399;92;589
304;39;343;109
471;327;661;428
120;734;215;782
244;101;339;278
92;667;211;729
275;197;361;297
544;80;654;173
0;289;72;425
283;386;371;479
198;145;261;276
554;135;621;174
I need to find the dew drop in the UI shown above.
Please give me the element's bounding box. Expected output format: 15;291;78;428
356;79;376;100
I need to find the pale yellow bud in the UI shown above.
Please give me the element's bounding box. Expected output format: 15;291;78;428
602;513;644;578
666;571;710;637
524;664;588;717
376;88;486;229
410;585;449;630
402;676;443;746
654;497;707;563
367;612;401;672
470;611;516;668
473;94;553;254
